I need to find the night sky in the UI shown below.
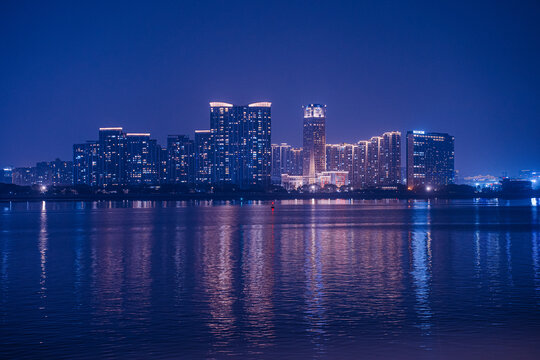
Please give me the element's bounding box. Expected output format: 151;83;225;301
1;0;539;176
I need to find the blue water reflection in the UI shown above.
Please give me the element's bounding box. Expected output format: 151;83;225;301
0;199;539;359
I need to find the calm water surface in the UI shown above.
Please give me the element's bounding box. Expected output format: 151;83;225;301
1;199;539;359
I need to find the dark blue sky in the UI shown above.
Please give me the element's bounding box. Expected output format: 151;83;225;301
1;0;539;176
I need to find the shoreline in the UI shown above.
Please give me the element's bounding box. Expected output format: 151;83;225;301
1;192;537;202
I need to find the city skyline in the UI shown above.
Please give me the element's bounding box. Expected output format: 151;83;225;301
2;98;537;179
2;1;539;176
5;100;453;190
2;100;531;180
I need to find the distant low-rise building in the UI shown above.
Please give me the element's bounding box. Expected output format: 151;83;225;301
0;167;13;184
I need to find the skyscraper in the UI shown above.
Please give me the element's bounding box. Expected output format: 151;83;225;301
210;102;239;185
379;131;401;186
406;131;455;189
355;140;369;188
157;145;168;184
194;130;212;184
302;104;326;178
167;135;195;184
366;136;382;187
98;127;126;187
243;102;272;188
125;133;158;185
209;102;271;188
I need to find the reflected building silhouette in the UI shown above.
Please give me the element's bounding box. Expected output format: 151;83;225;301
199;207;237;353
533;231;539;297
506;232;513;286
38;201;48;309
91;211;125;324
242;220;275;348
124;211;154;323
409;203;433;335
304;223;327;354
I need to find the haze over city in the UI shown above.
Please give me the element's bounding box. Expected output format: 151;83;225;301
1;1;539;176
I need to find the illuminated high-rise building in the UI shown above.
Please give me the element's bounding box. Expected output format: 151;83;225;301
379;131;401;186
158;146;168;183
167;135;195;184
98;127;126;187
406;131;454;189
289;147;303;176
366;136;382;186
271;143;303;182
302;104;326;178
50;158;73;185
272;143;303;185
73;141;99;186
272;143;290;184
355;140;369;188
35;161;53;186
195;130;212;184
325;143;357;186
209;102;271;188
125;133;158;184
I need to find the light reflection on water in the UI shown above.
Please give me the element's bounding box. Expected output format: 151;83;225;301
0;199;539;359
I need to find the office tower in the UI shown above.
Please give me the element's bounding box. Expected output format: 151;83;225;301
0;167;13;184
406;131;455;189
302;104;326;178
73;141;99;186
195;130;212;184
98;127;126;187
167;135;195;184
379;131;401;186
125;133;158;184
209;102;272;188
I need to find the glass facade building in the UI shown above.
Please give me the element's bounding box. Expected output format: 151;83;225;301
271;143;304;184
73;141;99;186
194;130;212;184
125;133;158;185
209;102;272;188
302;104;326;178
406;131;455;189
167;135;195;184
98;127;126;187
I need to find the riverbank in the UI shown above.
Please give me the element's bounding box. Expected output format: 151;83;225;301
1;191;537;202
